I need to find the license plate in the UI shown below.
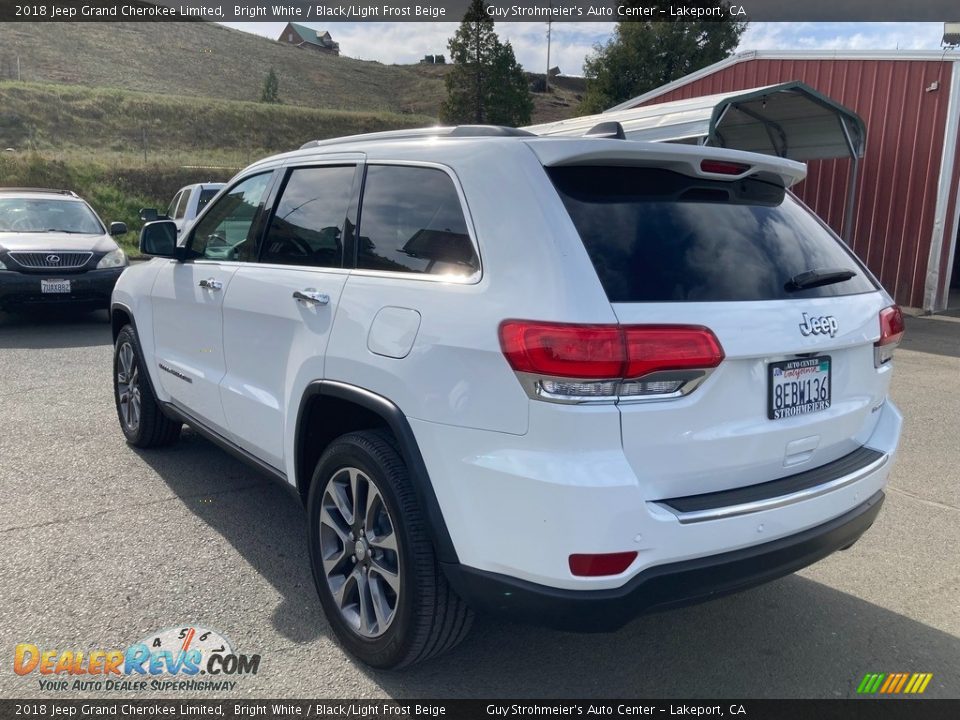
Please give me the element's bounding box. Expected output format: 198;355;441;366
768;356;831;420
40;279;71;294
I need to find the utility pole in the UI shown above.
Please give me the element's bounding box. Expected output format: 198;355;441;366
545;10;552;93
17;56;21;82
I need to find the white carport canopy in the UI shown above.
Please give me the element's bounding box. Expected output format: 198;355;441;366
525;82;866;239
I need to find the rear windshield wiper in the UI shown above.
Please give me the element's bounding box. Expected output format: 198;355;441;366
785;268;857;292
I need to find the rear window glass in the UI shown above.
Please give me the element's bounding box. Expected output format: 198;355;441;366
548;166;876;302
197;188;220;212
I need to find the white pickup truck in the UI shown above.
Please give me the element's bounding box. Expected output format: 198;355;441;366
139;183;225;235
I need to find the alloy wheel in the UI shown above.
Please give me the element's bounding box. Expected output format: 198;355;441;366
318;466;401;638
116;341;141;433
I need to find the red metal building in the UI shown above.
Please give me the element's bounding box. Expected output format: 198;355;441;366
610;50;960;313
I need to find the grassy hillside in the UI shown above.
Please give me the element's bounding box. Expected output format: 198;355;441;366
0;22;587;256
0;23;445;115
0;153;244;256
0;80;434;166
0;23;585;122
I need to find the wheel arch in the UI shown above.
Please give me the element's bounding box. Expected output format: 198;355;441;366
110;302;165;407
110;303;133;342
295;380;459;564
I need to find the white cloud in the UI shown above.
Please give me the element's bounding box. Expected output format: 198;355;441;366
740;22;944;52
223;21;948;78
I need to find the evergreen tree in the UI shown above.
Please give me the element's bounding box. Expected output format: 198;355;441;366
441;0;532;126
260;68;280;104
581;1;745;113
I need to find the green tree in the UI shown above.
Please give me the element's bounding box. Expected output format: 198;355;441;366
440;0;533;126
580;1;745;114
260;68;280;104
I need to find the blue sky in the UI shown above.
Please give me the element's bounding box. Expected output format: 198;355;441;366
222;22;947;76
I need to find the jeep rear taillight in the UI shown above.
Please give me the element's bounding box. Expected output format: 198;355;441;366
875;305;905;367
498;321;724;402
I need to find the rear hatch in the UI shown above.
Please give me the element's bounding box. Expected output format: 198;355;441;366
546;158;895;499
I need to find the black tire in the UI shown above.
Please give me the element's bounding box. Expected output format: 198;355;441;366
307;430;473;668
113;324;181;448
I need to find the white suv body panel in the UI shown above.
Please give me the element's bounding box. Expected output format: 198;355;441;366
409;399;899;590
223;264;350;468
614;294;894;498
114;133;901;604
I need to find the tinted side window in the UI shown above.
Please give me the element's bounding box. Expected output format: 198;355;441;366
166;191;182;219
174;190;191;219
260;166;354;268
357;165;478;277
548;166;877;302
188;173;272;262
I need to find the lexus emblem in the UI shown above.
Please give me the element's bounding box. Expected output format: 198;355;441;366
46;254;61;264
799;312;838;338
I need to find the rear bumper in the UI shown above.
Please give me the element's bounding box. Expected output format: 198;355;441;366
443;491;884;632
411;399;900;590
0;268;123;308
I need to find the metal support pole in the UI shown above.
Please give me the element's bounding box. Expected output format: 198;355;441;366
838;115;860;244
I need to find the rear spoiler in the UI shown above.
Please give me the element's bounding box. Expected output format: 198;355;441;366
526;136;806;189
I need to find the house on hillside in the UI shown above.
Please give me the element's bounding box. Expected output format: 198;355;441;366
277;23;339;56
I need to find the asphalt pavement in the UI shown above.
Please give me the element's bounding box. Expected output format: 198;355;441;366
0;307;957;699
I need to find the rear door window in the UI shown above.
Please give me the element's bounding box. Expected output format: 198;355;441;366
260;165;355;268
548;166;876;302
356;165;478;277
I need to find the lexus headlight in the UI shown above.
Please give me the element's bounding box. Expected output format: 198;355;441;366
97;249;128;269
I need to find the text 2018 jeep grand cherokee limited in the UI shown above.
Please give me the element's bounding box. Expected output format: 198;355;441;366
111;126;903;669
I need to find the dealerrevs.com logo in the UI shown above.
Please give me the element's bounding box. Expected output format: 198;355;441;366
14;626;260;693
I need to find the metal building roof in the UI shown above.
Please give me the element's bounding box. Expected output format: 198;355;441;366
525;81;866;162
607;49;960;111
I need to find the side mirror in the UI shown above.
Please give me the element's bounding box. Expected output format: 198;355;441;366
109;221;128;236
139;220;179;259
139;208;158;223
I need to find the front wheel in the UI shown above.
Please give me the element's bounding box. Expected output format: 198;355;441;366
307;430;473;668
113;324;181;448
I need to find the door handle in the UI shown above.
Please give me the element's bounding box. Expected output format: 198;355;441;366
293;288;330;306
198;278;223;291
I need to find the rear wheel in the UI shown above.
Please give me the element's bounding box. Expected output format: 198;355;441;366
113;324;181;448
307;430;472;668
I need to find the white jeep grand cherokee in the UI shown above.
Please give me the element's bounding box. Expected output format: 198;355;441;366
111;126;904;668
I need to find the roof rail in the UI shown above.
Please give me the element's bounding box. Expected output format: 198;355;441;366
299;124;534;150
0;187;79;197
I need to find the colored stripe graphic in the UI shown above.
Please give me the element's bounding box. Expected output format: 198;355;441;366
857;672;933;694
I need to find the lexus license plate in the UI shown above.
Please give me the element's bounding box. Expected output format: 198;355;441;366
768;356;831;420
40;279;71;294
